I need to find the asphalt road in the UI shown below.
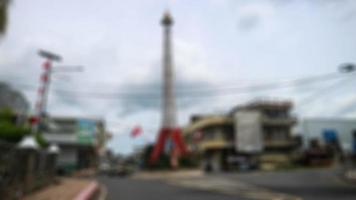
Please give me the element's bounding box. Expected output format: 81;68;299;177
98;168;356;200
98;176;249;200
220;167;356;200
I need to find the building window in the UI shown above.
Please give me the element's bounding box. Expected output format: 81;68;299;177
263;109;288;118
264;127;289;141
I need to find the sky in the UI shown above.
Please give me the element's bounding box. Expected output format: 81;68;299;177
0;0;356;154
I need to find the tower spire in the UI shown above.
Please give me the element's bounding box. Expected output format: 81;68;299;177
161;11;173;26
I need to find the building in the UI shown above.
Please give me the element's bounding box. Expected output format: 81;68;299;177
232;100;298;170
298;118;356;154
184;115;234;171
42;116;108;173
183;100;297;171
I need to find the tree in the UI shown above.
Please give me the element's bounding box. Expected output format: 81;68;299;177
0;108;29;143
141;144;171;170
0;0;9;35
0;108;49;146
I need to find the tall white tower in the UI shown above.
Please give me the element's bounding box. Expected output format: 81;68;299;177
161;12;177;129
150;12;187;167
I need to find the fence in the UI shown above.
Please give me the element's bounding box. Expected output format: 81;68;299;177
0;140;57;199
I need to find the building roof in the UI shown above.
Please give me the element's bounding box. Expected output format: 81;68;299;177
229;99;293;115
183;115;233;135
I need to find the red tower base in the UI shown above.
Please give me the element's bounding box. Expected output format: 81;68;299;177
150;128;187;167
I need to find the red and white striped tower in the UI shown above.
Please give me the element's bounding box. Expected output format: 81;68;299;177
150;12;187;168
31;60;52;133
31;50;61;133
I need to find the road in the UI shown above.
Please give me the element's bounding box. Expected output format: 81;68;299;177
219;167;356;200
98;176;248;200
98;168;356;200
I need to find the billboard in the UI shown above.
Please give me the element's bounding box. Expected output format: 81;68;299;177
76;119;97;144
234;111;263;153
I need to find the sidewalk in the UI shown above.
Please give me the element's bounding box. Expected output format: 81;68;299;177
23;178;95;200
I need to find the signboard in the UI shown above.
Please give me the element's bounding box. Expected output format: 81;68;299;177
234;111;263;153
322;129;338;143
76;119;97;144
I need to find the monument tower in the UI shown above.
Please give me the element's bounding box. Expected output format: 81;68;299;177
150;12;187;167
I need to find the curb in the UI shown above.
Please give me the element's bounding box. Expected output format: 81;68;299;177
74;181;99;200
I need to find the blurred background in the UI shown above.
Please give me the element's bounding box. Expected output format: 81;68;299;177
1;0;356;200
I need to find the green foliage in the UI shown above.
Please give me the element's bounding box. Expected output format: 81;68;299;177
0;108;48;147
0;120;28;142
0;108;30;143
35;132;48;147
0;107;13;120
0;0;8;35
141;144;171;170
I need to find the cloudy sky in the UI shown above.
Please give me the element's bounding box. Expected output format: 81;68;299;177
0;0;356;154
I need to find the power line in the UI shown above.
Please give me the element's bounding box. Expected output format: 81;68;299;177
296;76;356;108
5;71;355;100
12;72;354;97
1;71;349;92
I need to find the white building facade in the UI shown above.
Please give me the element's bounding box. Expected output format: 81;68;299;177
298;118;356;153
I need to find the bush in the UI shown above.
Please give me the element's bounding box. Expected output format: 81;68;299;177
0;108;47;147
35;132;48;147
0;120;29;142
141;144;171;170
0;108;30;143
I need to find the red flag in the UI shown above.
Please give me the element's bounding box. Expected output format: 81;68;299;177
131;126;142;138
29;116;39;125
